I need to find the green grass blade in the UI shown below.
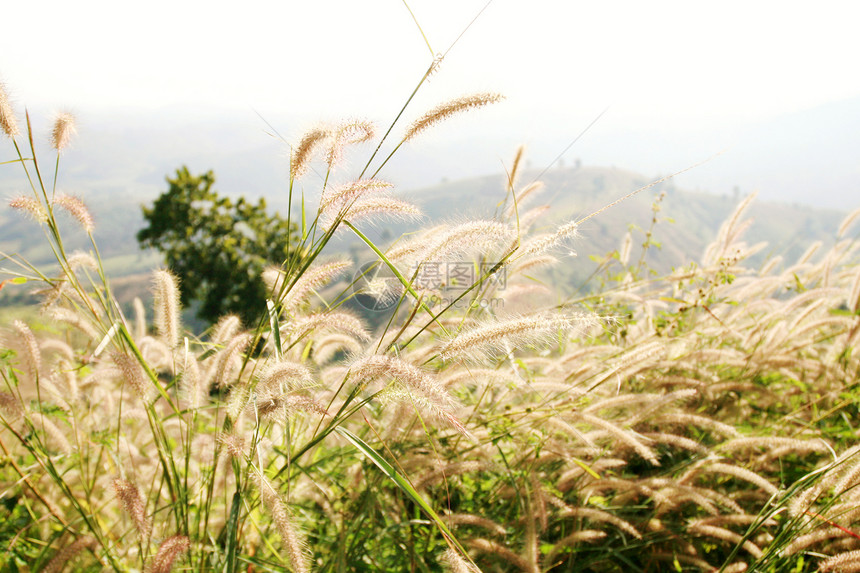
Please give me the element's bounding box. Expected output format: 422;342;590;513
223;491;242;573
334;427;469;556
266;300;282;361
301;190;308;241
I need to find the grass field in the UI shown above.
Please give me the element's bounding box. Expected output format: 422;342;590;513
2;70;860;573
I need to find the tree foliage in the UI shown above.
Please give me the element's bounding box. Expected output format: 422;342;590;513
137;166;301;325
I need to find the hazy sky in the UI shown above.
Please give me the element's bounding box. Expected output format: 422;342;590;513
3;0;858;133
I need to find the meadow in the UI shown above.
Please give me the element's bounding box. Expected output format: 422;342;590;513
2;71;860;573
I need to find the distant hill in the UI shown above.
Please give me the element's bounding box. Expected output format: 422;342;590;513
398;165;850;293
1;163;851;314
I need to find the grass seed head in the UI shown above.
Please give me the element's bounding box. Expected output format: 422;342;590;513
145;535;190;573
403;92;504;143
112;351;152;401
42;536;98;573
290;126;328;180
51;111;76;151
113;477;151;542
257;472;310;573
0;80;19;138
54;194;94;233
338;195;421;226
319;178;394;216
326;118;375;168
153;269;181;348
9;196;48;224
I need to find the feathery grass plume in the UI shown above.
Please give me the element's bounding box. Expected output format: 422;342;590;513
312;333;363;364
422;220;515;262
250;385;289;423
505;182;545;218
179;356;203;409
112;351;151;401
278;258;351;311
445;513;507;536
282;394;326;416
51;111;76;151
576;412;660;466
467;538;530;571
849;265;860;313
507;145;525;189
152;270;181;348
67;250;98;271
256;472;310;573
688;522;763;558
12;320;42;382
49;306;101;339
9;196;48;223
691;462;778;495
440;312;596;361
0;392;24;421
784;526;851;556
625;388;699;426
517;204;551;231
54;194;94;232
403;92;504;143
347;354;457;423
113;477;151;542
520;219;580;256
695;514;777;529
702;191;757;265
794;240;823;267
326;118;375;168
547;530;607;563
826;448;860;495
838;207;860;238
257;360;314;390
290;126;328;180
288;310;370;342
31;412;73;454
443;547;482;573
209;314;242;347
42;535;98;573
340;196;422;225
216;431;246;458
642;432;708;454
227;380;251;420
211;332;252;388
319;178;393;215
718;436;829;456
384;224;446;262
558;506;642;539
759;255;783;276
144;535;190;573
0;79;19;137
652;412;740;439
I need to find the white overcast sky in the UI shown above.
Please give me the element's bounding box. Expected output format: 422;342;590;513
2;0;858;133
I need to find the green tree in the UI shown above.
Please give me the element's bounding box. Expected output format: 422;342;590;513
138;166;301;326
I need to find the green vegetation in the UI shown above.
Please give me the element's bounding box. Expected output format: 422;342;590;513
2;60;860;573
137;166;303;325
